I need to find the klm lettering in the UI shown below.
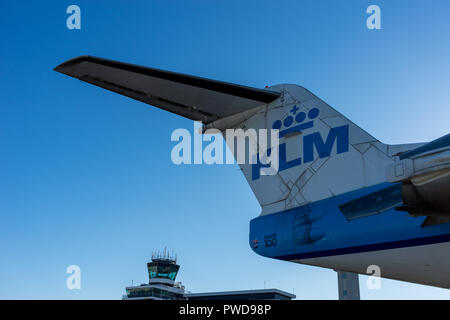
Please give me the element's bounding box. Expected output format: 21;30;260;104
252;125;349;180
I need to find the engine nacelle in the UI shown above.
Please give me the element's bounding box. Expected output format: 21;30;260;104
387;134;450;217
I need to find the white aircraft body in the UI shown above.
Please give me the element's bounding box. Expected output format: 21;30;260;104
55;56;450;289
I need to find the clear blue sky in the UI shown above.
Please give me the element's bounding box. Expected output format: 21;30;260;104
1;0;450;299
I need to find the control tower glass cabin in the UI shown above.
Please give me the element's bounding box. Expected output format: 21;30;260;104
124;252;184;300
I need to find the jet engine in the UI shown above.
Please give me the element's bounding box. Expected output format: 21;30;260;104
386;134;450;222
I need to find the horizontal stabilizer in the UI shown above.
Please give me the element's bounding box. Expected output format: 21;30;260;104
54;56;280;124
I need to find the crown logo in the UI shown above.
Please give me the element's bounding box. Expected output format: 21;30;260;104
272;106;320;138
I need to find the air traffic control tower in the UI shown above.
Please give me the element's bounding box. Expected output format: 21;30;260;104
123;250;295;300
124;251;186;300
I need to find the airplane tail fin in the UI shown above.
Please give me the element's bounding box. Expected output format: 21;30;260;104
55;56;406;215
224;84;398;215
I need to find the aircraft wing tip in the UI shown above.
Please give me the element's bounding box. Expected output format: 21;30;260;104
54;55;92;73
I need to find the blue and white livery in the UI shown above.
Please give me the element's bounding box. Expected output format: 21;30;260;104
55;56;450;289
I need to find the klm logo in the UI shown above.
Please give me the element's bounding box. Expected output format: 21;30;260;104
252;106;349;180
